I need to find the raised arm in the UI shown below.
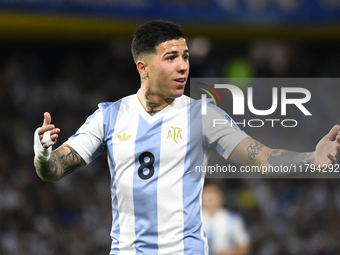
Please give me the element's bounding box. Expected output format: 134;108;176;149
228;125;340;176
34;112;86;182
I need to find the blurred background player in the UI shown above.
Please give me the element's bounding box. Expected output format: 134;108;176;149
203;182;251;255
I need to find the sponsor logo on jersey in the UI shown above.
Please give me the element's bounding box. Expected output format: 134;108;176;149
167;126;182;143
117;132;131;141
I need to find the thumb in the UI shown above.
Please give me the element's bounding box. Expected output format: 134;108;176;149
325;124;340;140
43;112;51;126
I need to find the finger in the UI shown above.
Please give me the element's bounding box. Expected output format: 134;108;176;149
336;132;340;144
38;128;60;147
327;153;337;164
50;128;61;136
50;133;59;141
44;133;59;141
39;127;59;138
38;124;55;136
335;143;340;158
43;140;57;149
325;124;340;140
43;143;51;149
41;130;59;148
47;128;60;141
43;112;52;127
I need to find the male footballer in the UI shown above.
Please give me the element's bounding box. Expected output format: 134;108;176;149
34;20;340;254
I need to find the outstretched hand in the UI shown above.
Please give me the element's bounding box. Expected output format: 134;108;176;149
38;112;61;148
315;125;340;167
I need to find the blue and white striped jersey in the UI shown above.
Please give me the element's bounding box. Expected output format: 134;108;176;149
202;208;250;254
65;91;248;255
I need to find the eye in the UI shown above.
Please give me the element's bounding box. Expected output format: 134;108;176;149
183;55;189;60
166;56;175;61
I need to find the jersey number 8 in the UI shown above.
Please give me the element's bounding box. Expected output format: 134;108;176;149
138;152;155;180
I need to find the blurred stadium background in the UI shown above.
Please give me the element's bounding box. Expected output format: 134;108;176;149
1;0;340;254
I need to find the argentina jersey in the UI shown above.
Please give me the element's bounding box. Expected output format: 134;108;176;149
65;91;248;255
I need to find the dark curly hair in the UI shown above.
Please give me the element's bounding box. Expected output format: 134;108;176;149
131;20;185;63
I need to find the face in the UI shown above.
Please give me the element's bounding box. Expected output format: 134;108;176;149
143;38;189;99
202;185;223;210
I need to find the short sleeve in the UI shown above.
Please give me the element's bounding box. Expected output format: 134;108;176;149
65;107;105;164
202;100;249;160
229;214;250;246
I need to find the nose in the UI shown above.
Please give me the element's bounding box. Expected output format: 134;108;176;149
177;58;189;74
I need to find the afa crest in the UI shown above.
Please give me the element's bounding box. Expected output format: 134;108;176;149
167;126;182;143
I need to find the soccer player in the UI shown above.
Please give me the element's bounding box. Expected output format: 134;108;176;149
34;20;340;255
202;182;251;255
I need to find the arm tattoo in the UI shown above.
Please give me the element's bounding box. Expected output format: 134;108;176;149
266;149;314;165
247;141;264;160
34;144;85;182
58;146;85;176
265;149;315;177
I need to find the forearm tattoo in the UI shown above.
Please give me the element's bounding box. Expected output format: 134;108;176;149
266;149;315;166
34;144;85;181
265;149;315;177
247;141;264;160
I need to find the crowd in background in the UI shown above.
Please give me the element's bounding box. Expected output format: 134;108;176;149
1;38;340;255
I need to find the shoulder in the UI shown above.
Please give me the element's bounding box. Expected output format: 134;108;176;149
161;95;215;112
97;94;135;113
170;94;194;110
173;95;211;112
221;209;244;226
187;97;228;119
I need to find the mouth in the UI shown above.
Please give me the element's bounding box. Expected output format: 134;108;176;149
174;77;187;87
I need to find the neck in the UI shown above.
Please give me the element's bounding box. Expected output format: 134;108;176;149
138;85;174;116
205;207;218;217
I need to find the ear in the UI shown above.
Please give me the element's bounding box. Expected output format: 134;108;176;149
136;60;148;79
